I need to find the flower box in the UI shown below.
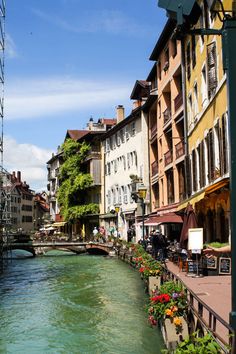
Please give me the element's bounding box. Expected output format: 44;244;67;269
161;316;189;351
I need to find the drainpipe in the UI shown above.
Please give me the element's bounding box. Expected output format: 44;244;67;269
180;36;191;199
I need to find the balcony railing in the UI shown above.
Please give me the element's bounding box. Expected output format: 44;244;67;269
163;108;172;125
151;160;158;176
175;140;185;159
150;123;157;139
174;92;183;112
164;150;173;166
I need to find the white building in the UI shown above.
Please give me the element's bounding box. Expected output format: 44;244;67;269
101;99;150;241
47;149;63;223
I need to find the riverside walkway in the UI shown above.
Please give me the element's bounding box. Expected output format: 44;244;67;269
166;261;232;348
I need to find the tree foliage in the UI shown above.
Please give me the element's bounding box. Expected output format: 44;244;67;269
57;138;99;222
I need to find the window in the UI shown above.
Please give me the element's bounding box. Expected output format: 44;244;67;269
116;133;121;146
107;162;111;175
121;129;125;143
187;93;193;126
123;155;126;170
106;138;110;152
127;153;130;169
220;113;229;175
192;150;198;192
191;35;196;68
172;38;177;57
158;61;161;80
123;186;128;204
125;126;130;140
207;42;218;99
193;83;198;119
164;47;169;71
131;122;135;136
114;159;118;173
107;190;111;206
207;129;215;182
199;141;205;188
201;65;208;107
118;188;122;204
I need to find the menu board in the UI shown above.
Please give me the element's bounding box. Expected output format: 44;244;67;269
203;256;217;269
219;257;231;275
187;260;203;274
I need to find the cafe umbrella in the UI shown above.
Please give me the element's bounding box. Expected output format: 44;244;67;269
179;203;198;248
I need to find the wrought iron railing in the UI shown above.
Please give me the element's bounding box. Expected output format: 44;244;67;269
162;267;233;353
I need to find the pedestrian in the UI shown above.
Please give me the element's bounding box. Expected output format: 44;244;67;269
151;230;166;261
92;226;98;240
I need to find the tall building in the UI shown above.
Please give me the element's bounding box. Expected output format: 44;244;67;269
178;0;232;243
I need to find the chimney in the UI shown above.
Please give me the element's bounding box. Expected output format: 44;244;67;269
116;105;125;124
12;171;16;181
17;171;21;183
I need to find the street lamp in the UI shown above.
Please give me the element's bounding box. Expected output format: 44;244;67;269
158;0;236;351
137;185;147;242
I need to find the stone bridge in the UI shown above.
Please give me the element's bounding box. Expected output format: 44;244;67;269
8;241;115;256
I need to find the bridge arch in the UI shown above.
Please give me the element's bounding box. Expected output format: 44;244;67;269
10;245;36;256
85;244;112;255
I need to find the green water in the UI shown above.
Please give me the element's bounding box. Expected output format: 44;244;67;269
0;253;163;354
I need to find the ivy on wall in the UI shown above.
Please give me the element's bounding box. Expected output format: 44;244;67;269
57;138;99;222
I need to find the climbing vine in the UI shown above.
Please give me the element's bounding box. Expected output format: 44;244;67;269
57;138;99;222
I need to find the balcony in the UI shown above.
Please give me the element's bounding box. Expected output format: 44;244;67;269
151;160;158;176
163;108;172;125
175;140;185;159
174;92;183;112
164;150;173;166
150;123;157;139
48;171;56;180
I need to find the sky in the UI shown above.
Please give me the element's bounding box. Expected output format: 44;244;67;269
4;0;167;191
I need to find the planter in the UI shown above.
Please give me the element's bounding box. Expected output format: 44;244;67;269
148;276;161;296
161;317;189;351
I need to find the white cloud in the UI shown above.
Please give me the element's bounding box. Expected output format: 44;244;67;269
5;76;131;120
32;8;151;37
5;33;18;59
4;136;53;191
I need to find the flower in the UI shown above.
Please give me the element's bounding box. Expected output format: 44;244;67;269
173;317;182;326
148;315;157;326
165;309;174;317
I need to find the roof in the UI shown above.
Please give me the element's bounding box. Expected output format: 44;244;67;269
99;118;116;126
66;130;90;141
149;19;176;61
146;63;157;81
130;80;150;100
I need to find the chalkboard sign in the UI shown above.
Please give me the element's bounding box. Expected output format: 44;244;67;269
187;260;203;275
219;257;231;275
203;256;217;269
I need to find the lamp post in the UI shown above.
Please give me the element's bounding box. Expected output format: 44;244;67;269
137;185;147;241
158;0;236;350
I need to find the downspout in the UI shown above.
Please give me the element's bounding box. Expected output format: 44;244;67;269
181;36;191;199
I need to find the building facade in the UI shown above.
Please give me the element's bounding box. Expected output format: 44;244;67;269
179;0;232;243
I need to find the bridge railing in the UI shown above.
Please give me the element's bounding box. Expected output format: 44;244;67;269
162;267;233;353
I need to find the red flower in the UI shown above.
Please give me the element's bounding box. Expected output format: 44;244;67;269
139;267;145;273
151;293;171;303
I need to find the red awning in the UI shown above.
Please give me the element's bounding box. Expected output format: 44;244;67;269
143;212;183;226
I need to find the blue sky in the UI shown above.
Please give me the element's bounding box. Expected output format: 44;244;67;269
4;0;166;190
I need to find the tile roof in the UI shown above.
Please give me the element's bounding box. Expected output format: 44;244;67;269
66;130;90;141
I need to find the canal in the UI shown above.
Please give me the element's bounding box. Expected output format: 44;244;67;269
0;253;164;353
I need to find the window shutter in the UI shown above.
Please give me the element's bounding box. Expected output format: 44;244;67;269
207;42;218;98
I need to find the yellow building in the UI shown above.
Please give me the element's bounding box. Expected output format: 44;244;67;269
179;0;233;243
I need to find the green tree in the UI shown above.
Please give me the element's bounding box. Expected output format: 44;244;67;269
57;138;99;222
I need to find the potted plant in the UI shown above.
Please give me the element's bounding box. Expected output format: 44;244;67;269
147;281;189;349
